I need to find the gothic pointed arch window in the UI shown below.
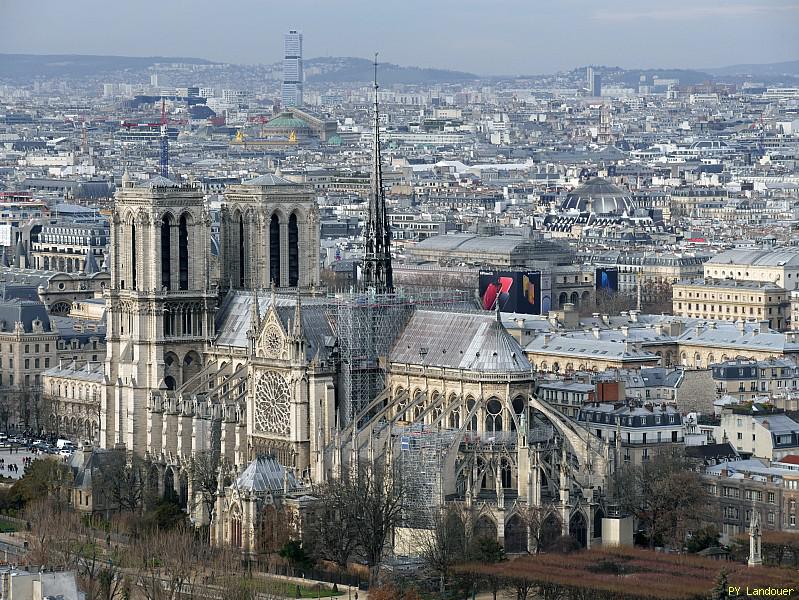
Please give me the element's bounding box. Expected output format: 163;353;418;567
130;221;137;290
230;504;243;548
238;212;246;288
161;213;172;289
288;212;299;287
270;214;280;286
485;398;503;432
179;213;189;290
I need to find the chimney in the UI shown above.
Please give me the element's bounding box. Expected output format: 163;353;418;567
759;320;769;334
601;314;610;325
592;326;601;340
543;334;552;345
621;325;629;337
736;319;745;334
630;309;640;323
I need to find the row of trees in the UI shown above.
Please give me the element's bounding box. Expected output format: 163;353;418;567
26;494;297;600
594;281;674;316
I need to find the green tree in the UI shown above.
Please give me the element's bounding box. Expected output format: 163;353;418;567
469;536;506;600
11;457;73;510
278;539;312;569
686;525;720;553
710;570;731;600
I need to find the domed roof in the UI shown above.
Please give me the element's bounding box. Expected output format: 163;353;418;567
264;115;309;129
560;177;634;216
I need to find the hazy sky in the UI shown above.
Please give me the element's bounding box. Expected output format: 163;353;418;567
1;0;797;75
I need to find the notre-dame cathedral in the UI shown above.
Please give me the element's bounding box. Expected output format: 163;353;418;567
53;85;612;557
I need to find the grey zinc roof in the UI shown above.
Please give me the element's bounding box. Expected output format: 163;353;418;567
243;173;298;186
526;333;659;361
235;455;299;493
413;232;531;253
755;414;799;435
560;177;635;215
707;247;799;267
0;299;51;333
390;310;531;372
43;360;105;383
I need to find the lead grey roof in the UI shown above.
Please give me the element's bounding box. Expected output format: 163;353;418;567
235;455;299;493
707;247;799;267
560;177;635;215
214;291;335;362
413;232;533;253
390;310;531;372
243;173;298;186
0;299;51;333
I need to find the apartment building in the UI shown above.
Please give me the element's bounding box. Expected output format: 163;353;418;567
719;404;799;460
712;358;799;403
576;402;684;466
704;458;799;542
672;279;788;331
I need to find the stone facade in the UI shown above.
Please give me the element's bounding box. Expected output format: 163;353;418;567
220;175;320;291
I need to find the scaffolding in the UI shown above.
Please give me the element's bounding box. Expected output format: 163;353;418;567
328;288;475;426
397;423;460;528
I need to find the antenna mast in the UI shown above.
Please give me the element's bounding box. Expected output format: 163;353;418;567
159;98;169;178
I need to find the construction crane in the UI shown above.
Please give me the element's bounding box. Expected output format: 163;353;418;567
159;99;169;178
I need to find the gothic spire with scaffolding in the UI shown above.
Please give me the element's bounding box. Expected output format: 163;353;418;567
361;53;393;293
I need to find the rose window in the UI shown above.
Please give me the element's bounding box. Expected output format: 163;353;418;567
254;371;291;436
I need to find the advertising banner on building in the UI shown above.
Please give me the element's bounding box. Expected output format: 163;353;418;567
595;267;619;293
479;270;543;315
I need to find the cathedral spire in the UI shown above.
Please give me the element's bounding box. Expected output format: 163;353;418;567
360;53;393;294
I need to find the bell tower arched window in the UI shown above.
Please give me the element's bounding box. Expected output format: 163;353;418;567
161;214;172;290
179;214;189;290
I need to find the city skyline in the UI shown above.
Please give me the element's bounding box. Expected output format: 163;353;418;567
1;0;797;75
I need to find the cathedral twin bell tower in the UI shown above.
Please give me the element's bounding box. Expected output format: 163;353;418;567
103;175;216;452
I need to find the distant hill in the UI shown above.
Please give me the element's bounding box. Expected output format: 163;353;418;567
703;60;799;78
1;52;797;87
304;56;479;84
0;53;215;81
618;68;715;87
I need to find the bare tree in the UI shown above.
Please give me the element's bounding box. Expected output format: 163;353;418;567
187;450;221;530
128;525;210;600
518;503;561;554
351;459;406;586
308;458;406;586
98;452;150;514
305;476;361;568
612;450;710;548
26;497;81;569
417;504;471;595
594;289;635;316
